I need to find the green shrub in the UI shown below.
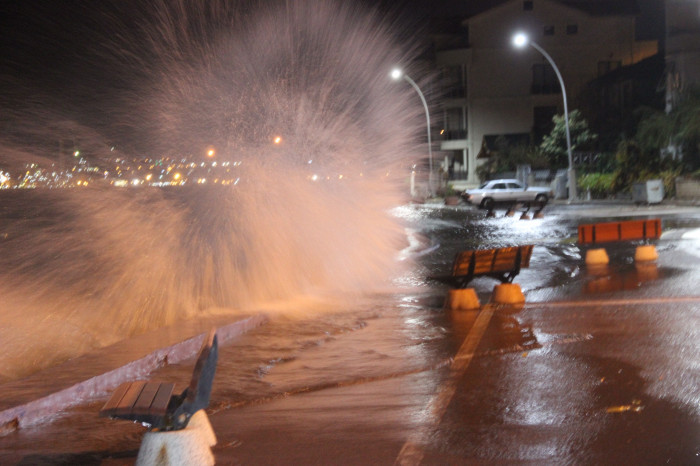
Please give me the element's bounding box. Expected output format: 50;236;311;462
578;173;615;199
438;184;458;197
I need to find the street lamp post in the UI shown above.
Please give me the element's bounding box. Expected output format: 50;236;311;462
512;33;577;202
390;68;434;197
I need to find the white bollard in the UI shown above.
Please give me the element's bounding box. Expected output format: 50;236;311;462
136;410;217;466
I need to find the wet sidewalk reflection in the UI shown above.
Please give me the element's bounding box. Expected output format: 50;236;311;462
583;263;659;294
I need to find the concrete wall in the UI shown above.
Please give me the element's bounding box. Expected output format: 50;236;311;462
676;178;700;200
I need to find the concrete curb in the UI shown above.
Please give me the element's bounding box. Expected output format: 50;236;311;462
0;314;268;432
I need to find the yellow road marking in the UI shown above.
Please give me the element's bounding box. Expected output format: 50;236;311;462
395;303;497;466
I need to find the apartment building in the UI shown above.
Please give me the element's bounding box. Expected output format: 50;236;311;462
665;0;700;112
433;0;657;187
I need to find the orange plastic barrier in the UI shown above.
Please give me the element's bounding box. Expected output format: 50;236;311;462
578;219;661;244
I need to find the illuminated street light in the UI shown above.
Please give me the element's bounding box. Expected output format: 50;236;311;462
273;136;282;145
512;32;577;202
207;149;215;157
391;68;434;197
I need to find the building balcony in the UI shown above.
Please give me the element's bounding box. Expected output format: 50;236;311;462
439;129;467;141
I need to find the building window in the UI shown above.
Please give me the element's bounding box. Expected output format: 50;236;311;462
566;24;578;34
543;25;554;36
598;60;621;76
442;107;467;139
523;1;533;11
533;106;557;143
440;65;466;98
531;63;560;94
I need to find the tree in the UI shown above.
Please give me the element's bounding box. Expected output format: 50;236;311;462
540;109;597;168
475;137;545;181
634;86;700;171
671;86;700;171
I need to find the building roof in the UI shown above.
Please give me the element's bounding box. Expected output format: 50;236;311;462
559;0;639;17
453;0;640;20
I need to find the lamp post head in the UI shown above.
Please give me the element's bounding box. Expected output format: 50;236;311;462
512;32;529;48
390;68;403;81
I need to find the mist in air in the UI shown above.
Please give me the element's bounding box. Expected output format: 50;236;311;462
0;0;429;380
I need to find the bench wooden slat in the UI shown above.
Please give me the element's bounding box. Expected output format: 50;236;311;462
473;250;496;274
443;244;534;288
520;245;534;268
452;251;475;275
115;381;146;412
99;382;133;413
132;382;164;414
578;219;662;244
149;383;175;415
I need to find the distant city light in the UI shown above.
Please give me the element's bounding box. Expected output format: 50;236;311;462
10;151;247;189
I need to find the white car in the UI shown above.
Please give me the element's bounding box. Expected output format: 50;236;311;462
463;179;553;209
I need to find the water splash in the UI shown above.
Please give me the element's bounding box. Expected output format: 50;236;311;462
0;0;429;379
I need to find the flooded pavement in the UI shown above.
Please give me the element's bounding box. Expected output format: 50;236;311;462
1;201;699;464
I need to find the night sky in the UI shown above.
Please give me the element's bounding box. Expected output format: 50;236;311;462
0;0;664;162
0;1;664;80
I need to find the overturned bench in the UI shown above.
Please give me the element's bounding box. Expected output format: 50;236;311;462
100;328;218;465
433;244;534;289
100;328;218;430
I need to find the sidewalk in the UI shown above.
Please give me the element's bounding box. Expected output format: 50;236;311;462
0;313;267;434
423;195;700;215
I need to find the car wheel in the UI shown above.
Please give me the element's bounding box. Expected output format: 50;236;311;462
480;197;495;210
535;194;548;205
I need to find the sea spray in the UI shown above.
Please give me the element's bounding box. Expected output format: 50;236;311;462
0;0;430;379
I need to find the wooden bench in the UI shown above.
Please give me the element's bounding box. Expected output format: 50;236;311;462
99;328;218;431
433;244;534;289
578;219;661;244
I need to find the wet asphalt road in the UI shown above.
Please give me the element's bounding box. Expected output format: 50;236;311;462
1;201;699;465
213;202;700;465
